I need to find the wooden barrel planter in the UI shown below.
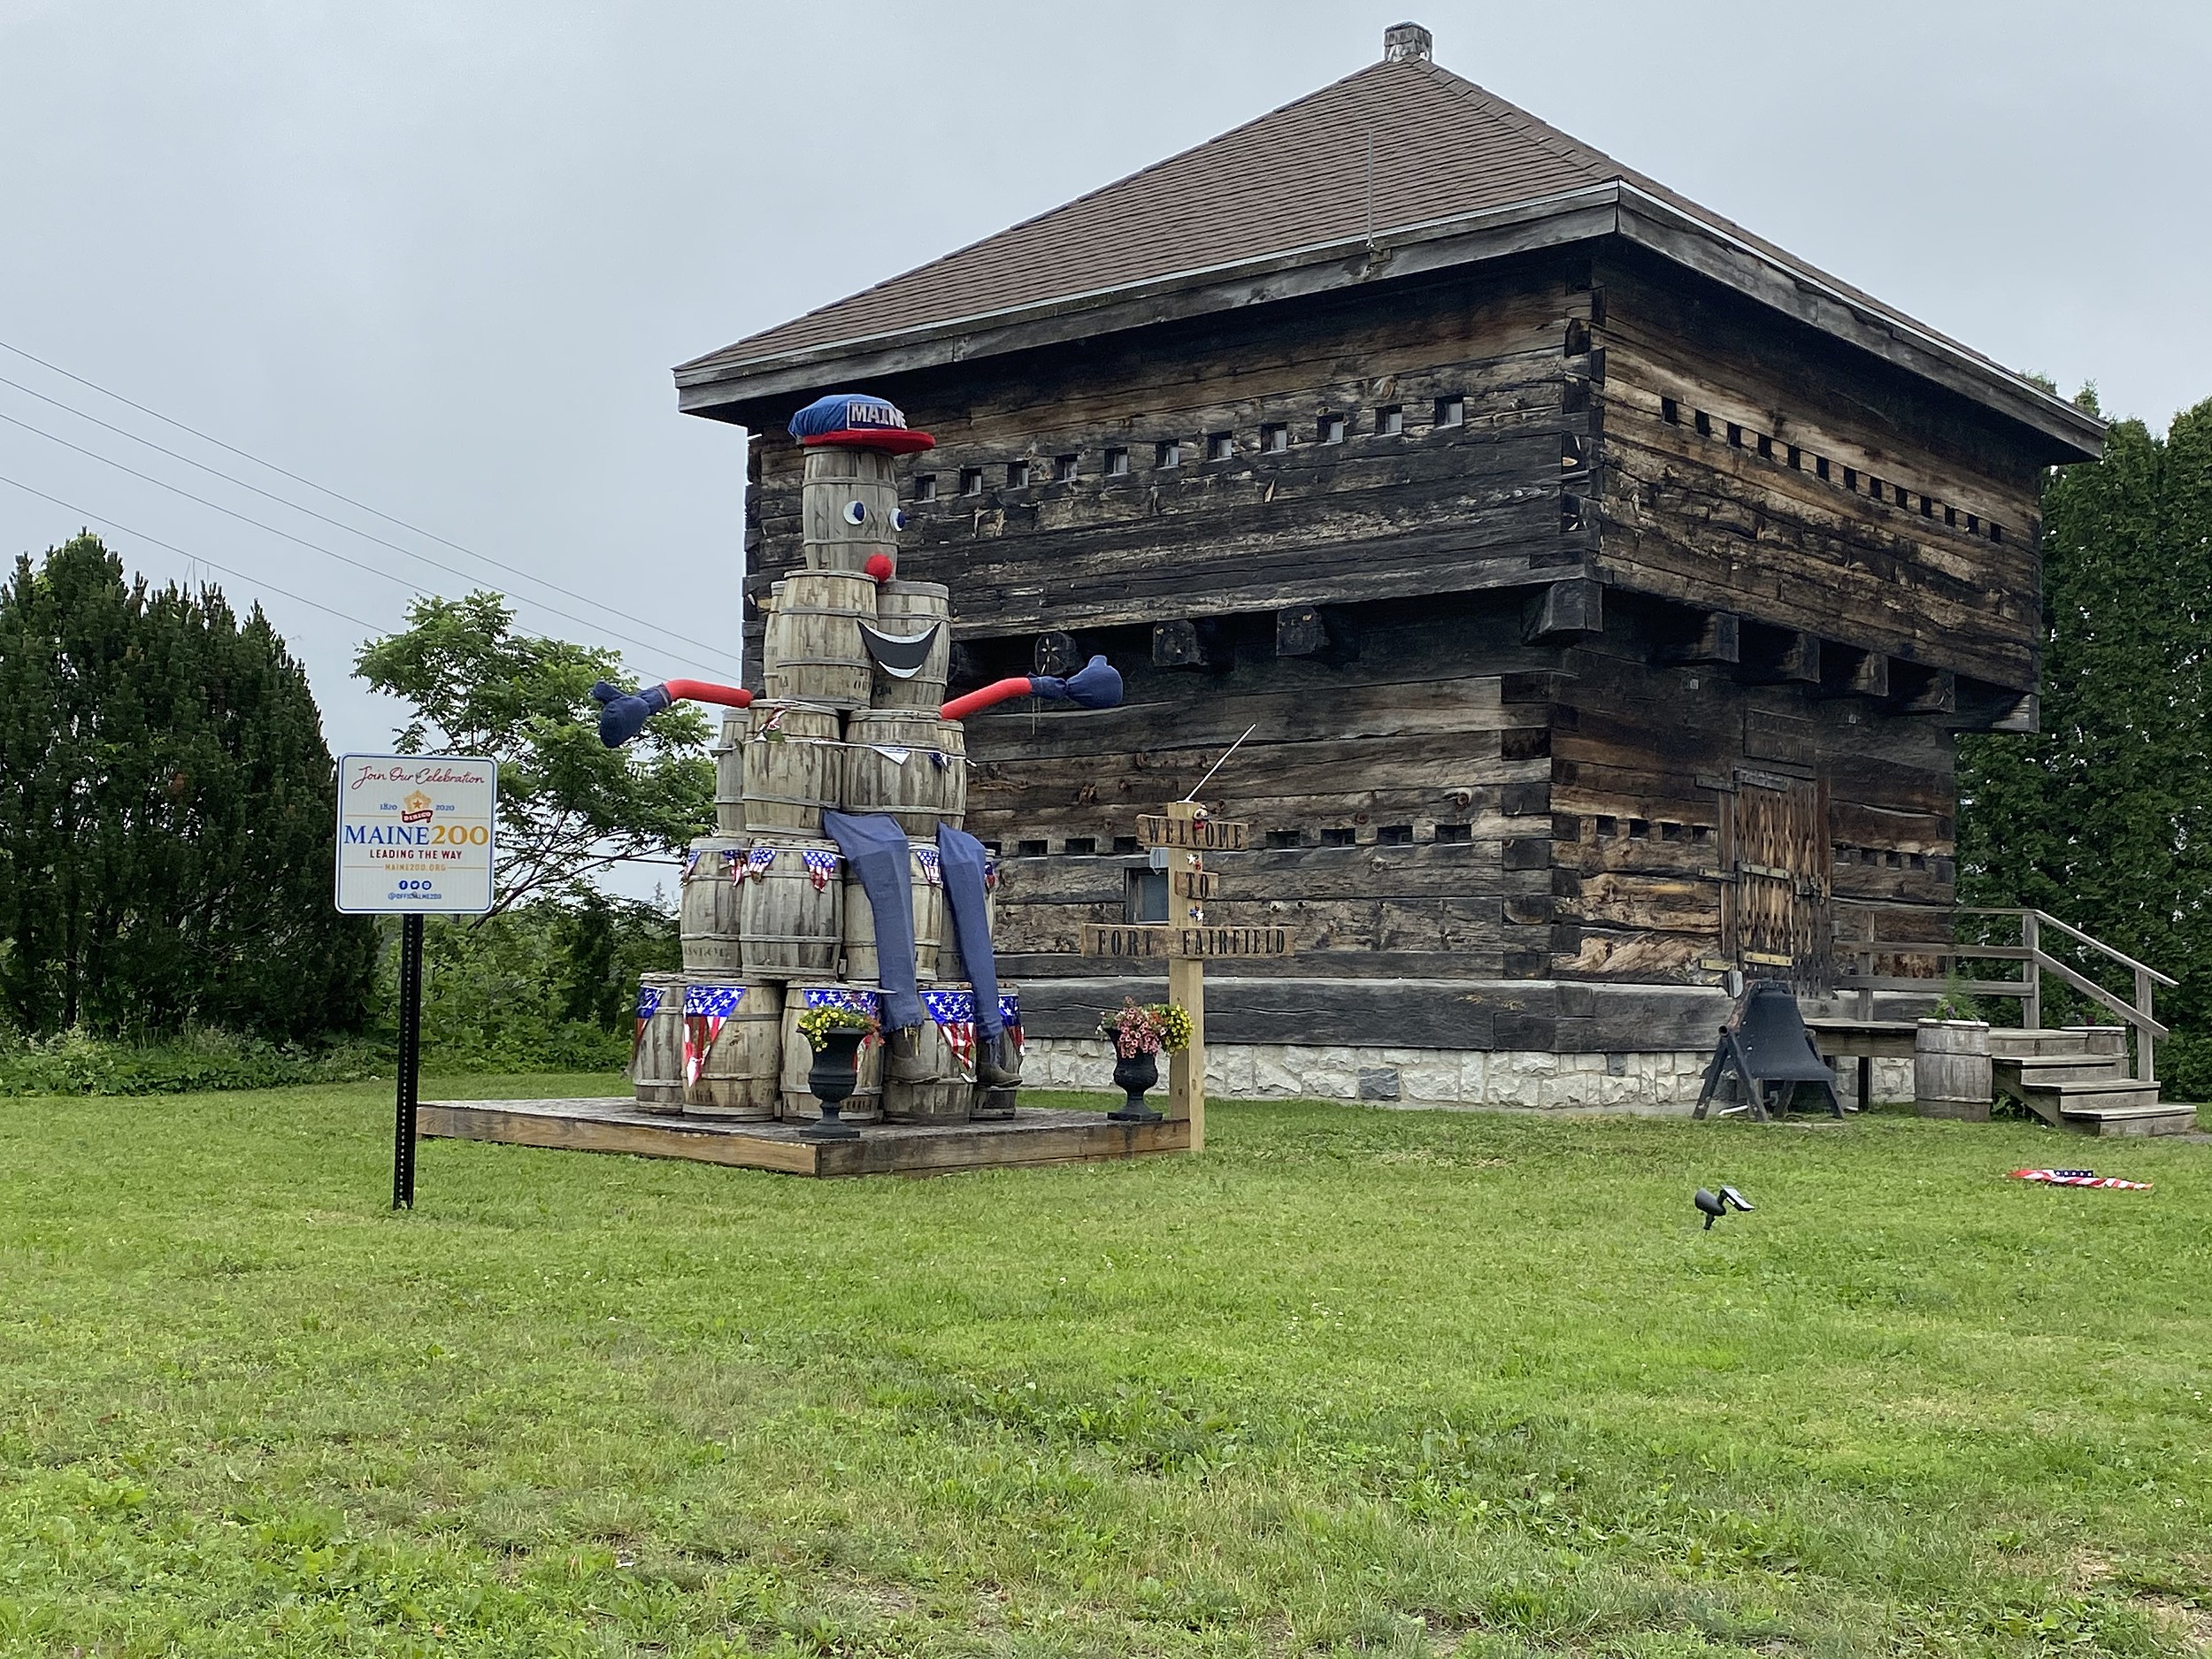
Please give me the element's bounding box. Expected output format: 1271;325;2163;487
842;710;967;834
680;976;784;1119
841;839;946;986
679;835;748;973
1915;1019;1993;1121
630;972;687;1112
778;986;883;1121
763;571;876;710
800;445;901;575
740;702;842;836
735;841;843;979
711;714;746;834
869;580;951;710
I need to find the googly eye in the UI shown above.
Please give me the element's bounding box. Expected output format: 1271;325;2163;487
841;500;867;526
892;508;909;532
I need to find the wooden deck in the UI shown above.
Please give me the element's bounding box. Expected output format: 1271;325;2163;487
418;1097;1191;1178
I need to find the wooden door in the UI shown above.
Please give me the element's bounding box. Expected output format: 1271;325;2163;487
1723;771;1832;994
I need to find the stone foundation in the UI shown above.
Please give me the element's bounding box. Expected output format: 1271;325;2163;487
1021;1038;1913;1113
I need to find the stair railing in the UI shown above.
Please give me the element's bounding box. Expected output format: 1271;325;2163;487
1834;907;2175;1082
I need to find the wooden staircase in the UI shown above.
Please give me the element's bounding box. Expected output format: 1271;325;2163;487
1989;1028;2199;1137
1838;907;2200;1138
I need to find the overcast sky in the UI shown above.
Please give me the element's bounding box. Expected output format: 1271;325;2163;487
4;0;2208;887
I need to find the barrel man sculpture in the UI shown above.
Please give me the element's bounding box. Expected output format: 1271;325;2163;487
596;391;1122;1131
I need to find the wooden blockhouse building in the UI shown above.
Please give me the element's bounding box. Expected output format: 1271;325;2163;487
673;24;2102;1107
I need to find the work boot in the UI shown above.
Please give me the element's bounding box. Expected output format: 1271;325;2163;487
884;1025;934;1082
976;1030;1022;1089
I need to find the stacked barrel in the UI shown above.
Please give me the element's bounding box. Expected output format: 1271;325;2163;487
632;443;1017;1125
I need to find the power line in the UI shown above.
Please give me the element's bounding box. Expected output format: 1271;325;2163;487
0;364;736;664
0;409;742;679
0;470;388;632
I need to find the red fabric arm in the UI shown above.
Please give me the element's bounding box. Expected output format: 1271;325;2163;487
662;680;754;710
940;677;1036;721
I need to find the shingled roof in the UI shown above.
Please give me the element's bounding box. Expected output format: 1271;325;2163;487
678;24;2099;456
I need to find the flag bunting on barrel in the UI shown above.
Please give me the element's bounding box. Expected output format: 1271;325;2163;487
743;844;778;881
982;859;999;892
682;982;748;1086
633;981;664;1062
999;995;1024;1054
928;749;953;771
682;848;702;881
914;846;941;887
924;988;979;1079
721;849;743;883
803;848;841;891
804;985;881;1048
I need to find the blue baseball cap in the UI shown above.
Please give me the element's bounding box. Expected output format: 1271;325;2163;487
787;392;935;454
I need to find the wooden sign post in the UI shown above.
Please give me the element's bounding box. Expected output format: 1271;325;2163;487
1080;800;1293;1151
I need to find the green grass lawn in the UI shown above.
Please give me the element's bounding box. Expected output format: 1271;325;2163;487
2;1079;2208;1657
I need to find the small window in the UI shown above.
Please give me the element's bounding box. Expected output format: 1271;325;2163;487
1843;466;1858;492
1966;512;1979;533
1054;454;1079;483
1944;504;1956;526
1816;456;1831;481
1104;446;1129;477
1377;405;1404;436
1377;824;1414;846
1909;852;1927;870
959;467;984;496
1207;432;1234;461
1125;868;1167;924
1260;422;1287;454
1111;835;1140;855
1661;396;1679;425
1595;815;1617;838
1318;413;1346;445
1726;423;1743;448
1435;395;1464;428
1920;494;1934;518
1659;822;1682;841
913;473;937;502
1320;827;1357;847
1990;523;2005;545
1265;829;1302;849
1063;835;1096;856
1694;411;1713;438
1016;839;1047;857
1007;459;1032;488
1786;445;1801;469
1628;818;1649;839
1156;439;1182;470
1755;434;1773;459
1869;475;1885;502
1434;823;1471;844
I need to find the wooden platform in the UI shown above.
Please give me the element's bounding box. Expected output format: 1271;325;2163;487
418;1097;1191;1178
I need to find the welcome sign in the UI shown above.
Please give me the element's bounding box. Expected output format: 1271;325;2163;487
334;754;498;915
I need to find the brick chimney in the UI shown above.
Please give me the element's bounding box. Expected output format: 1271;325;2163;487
1384;22;1432;63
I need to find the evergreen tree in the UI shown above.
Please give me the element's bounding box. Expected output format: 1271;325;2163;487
0;534;375;1040
1958;397;2212;1094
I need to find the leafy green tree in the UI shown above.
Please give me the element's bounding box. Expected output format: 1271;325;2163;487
0;534;374;1039
353;592;712;916
1958;396;2212;1094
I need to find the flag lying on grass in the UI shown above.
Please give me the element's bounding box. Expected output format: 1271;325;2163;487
2008;1169;2153;1190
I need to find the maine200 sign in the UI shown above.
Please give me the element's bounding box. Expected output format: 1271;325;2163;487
334;753;497;1212
334;754;498;915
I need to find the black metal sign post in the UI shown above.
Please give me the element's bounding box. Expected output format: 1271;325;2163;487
392;912;424;1209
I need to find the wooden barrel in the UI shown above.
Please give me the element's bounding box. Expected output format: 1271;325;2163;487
870;580;952;710
779;985;883;1121
741;702;842;836
841;840;946;985
842;710;966;834
630;972;687;1111
1914;1019;1992;1120
763;571;876;710
679;835;748;973
735;840;843;979
880;987;975;1123
711;713;746;834
680;976;784;1118
801;445;901;575
936;852;999;984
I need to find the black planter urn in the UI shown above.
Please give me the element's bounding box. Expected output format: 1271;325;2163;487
802;1028;866;1141
1108;1049;1163;1123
